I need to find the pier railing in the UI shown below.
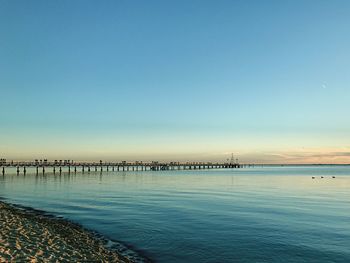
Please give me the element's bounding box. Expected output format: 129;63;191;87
0;161;242;175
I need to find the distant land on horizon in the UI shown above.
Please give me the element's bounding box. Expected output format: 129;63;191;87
1;157;349;166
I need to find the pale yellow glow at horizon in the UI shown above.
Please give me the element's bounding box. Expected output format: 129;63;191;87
1;127;349;163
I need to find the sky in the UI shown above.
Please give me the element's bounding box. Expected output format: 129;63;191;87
1;0;350;163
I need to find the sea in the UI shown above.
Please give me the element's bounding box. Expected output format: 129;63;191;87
1;165;350;262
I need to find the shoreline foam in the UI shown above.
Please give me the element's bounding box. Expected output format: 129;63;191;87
0;201;147;262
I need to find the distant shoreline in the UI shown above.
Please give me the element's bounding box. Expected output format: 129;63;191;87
0;200;148;262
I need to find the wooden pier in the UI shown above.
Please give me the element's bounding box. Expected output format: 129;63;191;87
0;160;242;175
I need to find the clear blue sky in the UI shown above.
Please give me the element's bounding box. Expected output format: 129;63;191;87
1;0;350;163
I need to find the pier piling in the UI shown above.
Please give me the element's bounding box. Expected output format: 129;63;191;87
0;160;242;176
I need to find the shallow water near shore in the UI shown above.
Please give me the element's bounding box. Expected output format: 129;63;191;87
1;166;350;262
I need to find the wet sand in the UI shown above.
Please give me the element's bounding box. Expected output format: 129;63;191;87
0;201;131;262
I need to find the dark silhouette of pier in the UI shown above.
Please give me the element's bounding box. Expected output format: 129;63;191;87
1;159;243;175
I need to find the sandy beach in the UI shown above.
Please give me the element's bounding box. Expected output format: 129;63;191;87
0;201;131;262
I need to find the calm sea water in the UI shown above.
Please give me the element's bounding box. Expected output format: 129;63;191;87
1;166;350;262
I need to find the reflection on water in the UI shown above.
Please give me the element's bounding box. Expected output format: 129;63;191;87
1;166;350;262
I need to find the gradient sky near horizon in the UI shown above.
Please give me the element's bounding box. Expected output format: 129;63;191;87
1;0;350;163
